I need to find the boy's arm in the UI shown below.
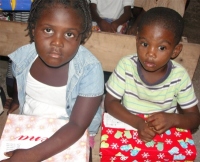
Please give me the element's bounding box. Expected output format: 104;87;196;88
2;95;102;161
147;105;200;134
105;92;156;142
111;6;132;32
176;105;200;131
89;3;112;32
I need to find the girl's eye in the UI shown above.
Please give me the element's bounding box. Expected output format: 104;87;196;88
65;32;75;38
158;46;166;51
141;42;148;47
44;28;53;33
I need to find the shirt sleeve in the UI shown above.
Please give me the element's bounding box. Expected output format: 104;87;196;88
79;62;104;97
124;0;134;7
177;71;198;109
106;58;127;99
90;0;97;4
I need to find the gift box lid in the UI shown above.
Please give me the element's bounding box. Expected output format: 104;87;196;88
100;113;197;162
0;114;89;162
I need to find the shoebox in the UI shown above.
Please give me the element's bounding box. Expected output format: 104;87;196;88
0;0;32;11
0;114;89;162
100;113;197;162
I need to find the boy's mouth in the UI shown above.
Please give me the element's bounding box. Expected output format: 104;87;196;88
144;61;156;68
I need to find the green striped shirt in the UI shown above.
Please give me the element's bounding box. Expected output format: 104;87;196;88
106;54;198;115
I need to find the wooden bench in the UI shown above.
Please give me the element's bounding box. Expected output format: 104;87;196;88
0;20;200;79
0;20;200;161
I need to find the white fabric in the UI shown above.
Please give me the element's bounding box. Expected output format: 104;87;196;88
91;0;134;20
23;72;68;119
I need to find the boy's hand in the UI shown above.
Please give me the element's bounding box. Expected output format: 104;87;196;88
137;120;156;142
146;112;175;134
98;20;112;32
111;22;119;32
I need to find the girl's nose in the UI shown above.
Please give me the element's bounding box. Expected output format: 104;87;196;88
51;34;64;47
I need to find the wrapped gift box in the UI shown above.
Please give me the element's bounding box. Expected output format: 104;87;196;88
0;0;32;11
0;114;89;162
100;113;197;162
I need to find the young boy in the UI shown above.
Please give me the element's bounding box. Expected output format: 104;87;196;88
105;7;200;143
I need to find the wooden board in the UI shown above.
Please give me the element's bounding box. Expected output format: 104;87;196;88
0;20;199;79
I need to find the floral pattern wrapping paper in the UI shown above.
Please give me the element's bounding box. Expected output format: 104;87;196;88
100;113;197;162
0;114;89;162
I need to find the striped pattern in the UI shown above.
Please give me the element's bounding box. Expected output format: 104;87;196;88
106;54;198;115
13;12;29;22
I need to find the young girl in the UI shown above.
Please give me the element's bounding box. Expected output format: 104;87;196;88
105;7;200;143
2;0;104;161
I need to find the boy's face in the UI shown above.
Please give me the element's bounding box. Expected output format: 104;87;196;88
33;4;83;68
136;24;182;73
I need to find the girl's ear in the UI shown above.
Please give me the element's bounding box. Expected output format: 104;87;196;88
171;43;183;59
32;29;35;36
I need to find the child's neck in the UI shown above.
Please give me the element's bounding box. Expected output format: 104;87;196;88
30;57;69;87
140;64;168;85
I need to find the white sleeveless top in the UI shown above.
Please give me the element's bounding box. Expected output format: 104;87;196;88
23;72;68;119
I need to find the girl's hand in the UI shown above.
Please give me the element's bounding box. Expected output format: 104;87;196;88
146;112;175;134
0;149;38;162
6;99;19;115
137;120;156;142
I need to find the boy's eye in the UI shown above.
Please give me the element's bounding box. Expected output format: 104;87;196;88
44;28;53;33
65;32;75;38
141;42;148;47
158;46;166;51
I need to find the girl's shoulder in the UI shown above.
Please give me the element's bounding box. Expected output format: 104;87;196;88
74;45;101;65
9;43;37;63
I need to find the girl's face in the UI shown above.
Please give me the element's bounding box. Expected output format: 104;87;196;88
136;24;182;73
33;4;83;68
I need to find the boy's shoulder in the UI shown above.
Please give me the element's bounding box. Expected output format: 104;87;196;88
170;60;191;78
120;53;138;62
171;60;188;72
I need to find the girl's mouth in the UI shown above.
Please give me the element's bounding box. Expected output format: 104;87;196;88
49;53;61;58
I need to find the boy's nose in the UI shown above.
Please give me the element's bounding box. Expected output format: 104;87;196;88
146;47;156;58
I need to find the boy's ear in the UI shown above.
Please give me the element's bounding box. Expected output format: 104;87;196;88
171;43;183;59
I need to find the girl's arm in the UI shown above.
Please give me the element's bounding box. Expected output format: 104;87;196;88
7;78;19;114
1;95;102;162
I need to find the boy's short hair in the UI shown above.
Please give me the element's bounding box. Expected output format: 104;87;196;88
138;7;184;44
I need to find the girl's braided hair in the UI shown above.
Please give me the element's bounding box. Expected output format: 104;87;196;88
27;0;92;44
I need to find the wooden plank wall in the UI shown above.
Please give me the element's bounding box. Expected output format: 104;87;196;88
0;20;200;79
